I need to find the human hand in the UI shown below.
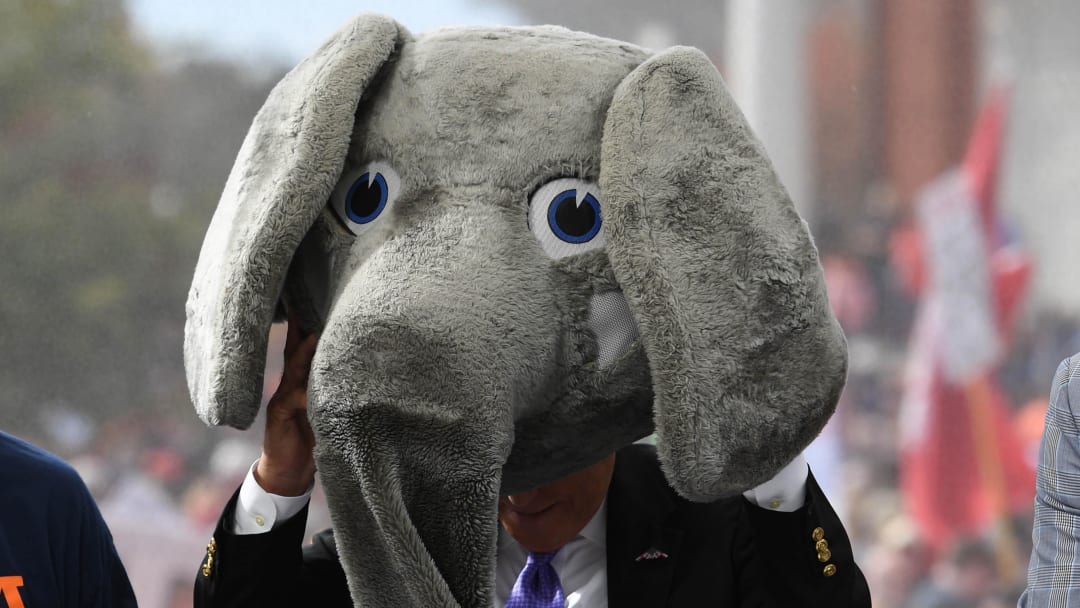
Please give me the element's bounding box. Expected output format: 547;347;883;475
254;308;319;496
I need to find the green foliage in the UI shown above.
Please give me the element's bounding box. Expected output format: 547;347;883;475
0;0;148;127
0;0;284;431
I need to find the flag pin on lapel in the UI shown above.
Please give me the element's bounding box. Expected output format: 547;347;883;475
634;547;669;561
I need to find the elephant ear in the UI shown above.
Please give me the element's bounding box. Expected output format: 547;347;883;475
184;14;405;429
600;47;847;501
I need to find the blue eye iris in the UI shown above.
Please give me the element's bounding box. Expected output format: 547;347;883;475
345;172;389;224
547;190;601;244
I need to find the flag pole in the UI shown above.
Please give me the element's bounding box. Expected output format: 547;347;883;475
962;372;1020;585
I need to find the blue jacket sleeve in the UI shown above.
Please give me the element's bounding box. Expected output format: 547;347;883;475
72;473;139;607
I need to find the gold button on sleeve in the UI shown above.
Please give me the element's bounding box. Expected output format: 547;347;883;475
255;514;266;527
202;536;217;577
818;548;832;563
812;527;825;542
815;539;829;552
823;564;837;577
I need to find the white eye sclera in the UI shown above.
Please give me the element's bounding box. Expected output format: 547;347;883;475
330;161;400;236
528;178;605;259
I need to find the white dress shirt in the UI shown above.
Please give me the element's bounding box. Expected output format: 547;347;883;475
232;453;809;607
494;501;608;607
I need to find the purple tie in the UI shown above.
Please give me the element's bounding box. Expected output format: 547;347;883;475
505;549;565;608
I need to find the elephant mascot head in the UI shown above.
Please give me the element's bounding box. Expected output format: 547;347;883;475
185;13;847;608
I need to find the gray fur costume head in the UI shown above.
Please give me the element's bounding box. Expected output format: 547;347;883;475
185;14;847;607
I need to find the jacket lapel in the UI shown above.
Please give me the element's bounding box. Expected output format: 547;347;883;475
605;445;682;608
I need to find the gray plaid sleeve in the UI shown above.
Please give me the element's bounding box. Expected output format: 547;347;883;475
1020;356;1080;607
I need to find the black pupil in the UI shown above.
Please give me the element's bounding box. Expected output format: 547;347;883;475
555;195;596;237
349;176;384;218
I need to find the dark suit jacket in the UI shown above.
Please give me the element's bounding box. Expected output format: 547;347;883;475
195;444;870;606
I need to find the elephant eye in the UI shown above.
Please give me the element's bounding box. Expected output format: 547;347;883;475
528;178;606;259
330;161;400;235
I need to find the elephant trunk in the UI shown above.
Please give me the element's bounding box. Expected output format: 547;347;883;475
308;202;557;607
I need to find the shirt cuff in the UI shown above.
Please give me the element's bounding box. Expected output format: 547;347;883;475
742;452;808;512
232;460;313;535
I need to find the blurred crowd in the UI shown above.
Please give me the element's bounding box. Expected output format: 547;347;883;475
14;412;307;607
15;331;336;608
811;208;1080;607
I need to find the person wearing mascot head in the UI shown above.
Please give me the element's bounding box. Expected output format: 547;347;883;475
185;13;871;608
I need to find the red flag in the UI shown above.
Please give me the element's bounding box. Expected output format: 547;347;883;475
899;343;1034;547
896;89;1034;552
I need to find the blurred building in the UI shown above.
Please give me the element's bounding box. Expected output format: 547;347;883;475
497;0;1080;317
990;0;1080;315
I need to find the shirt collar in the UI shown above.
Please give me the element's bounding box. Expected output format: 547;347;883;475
578;498;607;546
